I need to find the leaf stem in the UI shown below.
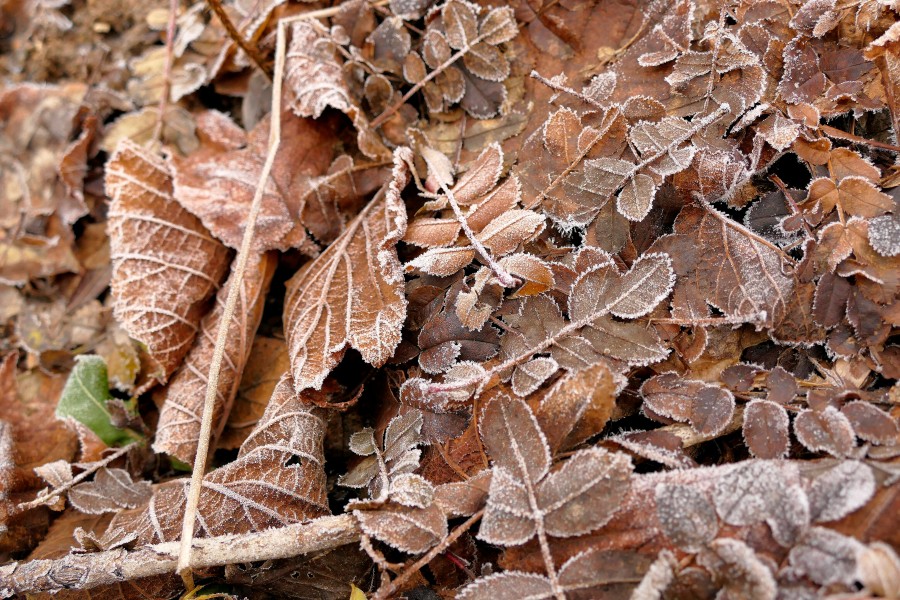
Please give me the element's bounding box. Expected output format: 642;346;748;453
369;19;514;130
372;508;486;600
16;442;139;512
152;0;178;144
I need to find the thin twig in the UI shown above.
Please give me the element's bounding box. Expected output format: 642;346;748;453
372;508;486;600
16;442;139;513
0;515;361;597
206;0;273;79
176;15;290;590
153;0;179;144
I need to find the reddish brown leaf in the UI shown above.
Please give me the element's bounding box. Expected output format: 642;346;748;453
742;399;790;459
794;406;856;457
108;373;329;544
284;149;412;392
153;252;276;464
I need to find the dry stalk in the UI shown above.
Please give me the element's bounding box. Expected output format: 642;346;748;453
176;15;289;589
0;515;360;597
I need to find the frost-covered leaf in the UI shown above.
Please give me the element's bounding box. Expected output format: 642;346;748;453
284;149;412;392
339;410;424;502
742;399;790;459
655;483;718;552
651;205;815;336
478;395;631;545
476;210;545;255
534;362;619;453
107;373;330;543
355;502;447;554
841;401;899;445
794;406;856;457
171;110;337;252
807;461;875;523
698;538;777;600
105;140;230;382
153;253;275;464
67;468;151;515
641;373;735;437
788;527;862;586
713;460;810;546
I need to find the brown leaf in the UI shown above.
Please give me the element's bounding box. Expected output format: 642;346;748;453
641;373;735;437
67;469;151;515
794;406;856;457
285;20;388;159
284;149;412;392
171;110;337;253
476;209;545;256
652;205;808;332
841;400;900;445
533;362;619;453
220;336;291;449
153;252;276;464
108;373;329;544
354;501;447;554
742;399;790;459
478;395;631;545
105;140;230;383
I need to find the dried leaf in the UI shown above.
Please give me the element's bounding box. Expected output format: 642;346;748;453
153;252;276;464
354;501;447;554
105;140;230;382
108;373;329;543
794;406;856;457
742;399;790;459
641;373;735;437
284;149;412;392
171;111;337;253
67;469;151;515
478;395;631;545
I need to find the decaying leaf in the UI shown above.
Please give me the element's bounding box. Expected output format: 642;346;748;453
284;148;412;392
109;373;329;543
105;140;230;383
153;252;276;464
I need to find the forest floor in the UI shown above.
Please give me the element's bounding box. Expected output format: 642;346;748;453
1;0;900;598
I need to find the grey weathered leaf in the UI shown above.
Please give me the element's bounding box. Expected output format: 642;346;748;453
654;483;718;552
807;461;875;523
788;527;862;586
697;538;777;600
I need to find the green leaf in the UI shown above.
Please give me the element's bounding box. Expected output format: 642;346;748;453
56;355;142;447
